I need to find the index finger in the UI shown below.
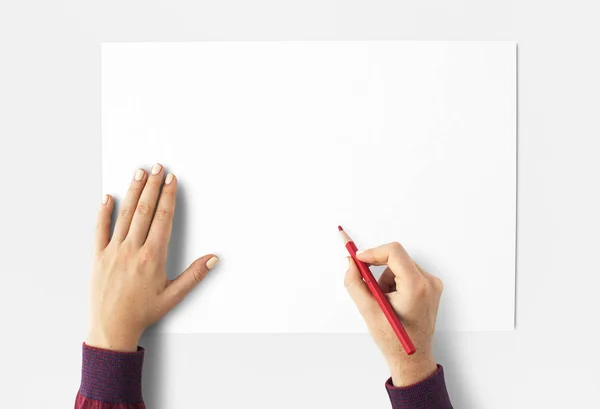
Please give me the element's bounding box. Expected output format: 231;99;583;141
355;242;421;283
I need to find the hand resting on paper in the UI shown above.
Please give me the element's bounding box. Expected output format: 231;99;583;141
86;163;219;352
345;243;443;387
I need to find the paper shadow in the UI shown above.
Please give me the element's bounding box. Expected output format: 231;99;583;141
139;333;165;407
166;180;188;281
432;333;473;408
412;254;472;408
141;180;189;406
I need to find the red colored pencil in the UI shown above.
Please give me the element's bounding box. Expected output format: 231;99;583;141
338;226;416;355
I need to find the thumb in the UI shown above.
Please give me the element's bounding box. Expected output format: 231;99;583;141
344;256;378;318
159;254;219;314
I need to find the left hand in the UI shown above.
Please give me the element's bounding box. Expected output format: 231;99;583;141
87;164;218;352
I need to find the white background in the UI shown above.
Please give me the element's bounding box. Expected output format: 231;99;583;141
103;42;516;333
0;1;598;408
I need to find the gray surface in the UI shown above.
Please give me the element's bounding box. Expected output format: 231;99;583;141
1;1;599;408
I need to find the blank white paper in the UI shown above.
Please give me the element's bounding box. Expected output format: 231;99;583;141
102;42;516;333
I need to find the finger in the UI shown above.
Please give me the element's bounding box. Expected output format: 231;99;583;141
377;267;396;293
112;168;147;242
344;257;378;317
127;163;165;245
94;194;114;253
145;173;177;251
355;242;421;284
158;254;219;314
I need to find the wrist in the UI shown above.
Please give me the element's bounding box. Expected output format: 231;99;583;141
388;353;437;387
86;329;140;353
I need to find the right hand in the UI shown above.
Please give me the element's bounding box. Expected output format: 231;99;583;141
345;242;443;387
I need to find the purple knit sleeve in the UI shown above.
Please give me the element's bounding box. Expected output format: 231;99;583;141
386;365;453;409
76;343;145;408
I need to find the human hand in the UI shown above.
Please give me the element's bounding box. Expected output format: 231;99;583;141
86;164;218;352
345;242;443;386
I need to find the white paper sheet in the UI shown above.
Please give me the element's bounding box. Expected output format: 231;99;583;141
102;42;516;333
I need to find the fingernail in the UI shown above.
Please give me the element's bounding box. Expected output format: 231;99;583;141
134;169;145;181
206;256;219;270
165;173;174;185
151;163;162;175
102;194;109;204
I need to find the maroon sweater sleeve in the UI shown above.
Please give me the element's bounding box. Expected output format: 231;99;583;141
74;342;451;408
75;343;146;409
386;365;453;409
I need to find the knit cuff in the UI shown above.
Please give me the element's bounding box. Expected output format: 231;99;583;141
385;365;453;409
79;343;145;404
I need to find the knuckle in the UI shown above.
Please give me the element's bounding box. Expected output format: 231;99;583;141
161;188;174;197
388;241;402;252
120;206;134;219
192;267;208;284
136;202;152;216
138;247;155;266
154;207;172;221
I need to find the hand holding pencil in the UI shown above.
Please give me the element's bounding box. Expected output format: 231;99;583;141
342;234;443;387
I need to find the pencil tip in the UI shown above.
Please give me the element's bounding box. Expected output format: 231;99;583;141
338;225;343;231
